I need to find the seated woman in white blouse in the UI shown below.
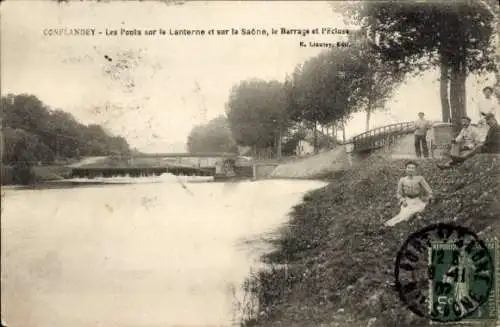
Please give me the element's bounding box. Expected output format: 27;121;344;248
385;161;433;227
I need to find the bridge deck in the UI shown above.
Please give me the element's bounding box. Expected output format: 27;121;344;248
349;121;453;156
351;121;416;152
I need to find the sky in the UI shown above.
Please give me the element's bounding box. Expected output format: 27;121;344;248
1;0;496;152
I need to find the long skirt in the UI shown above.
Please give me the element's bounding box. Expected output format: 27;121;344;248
477;120;490;143
384;197;427;227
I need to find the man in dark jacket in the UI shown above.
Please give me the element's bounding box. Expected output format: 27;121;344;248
480;113;500;153
437;113;500;169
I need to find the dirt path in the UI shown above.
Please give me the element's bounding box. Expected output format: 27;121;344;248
269;147;351;179
269;134;427;179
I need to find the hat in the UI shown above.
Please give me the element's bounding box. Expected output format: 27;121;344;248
461;116;471;122
483;86;494;93
484;113;496;120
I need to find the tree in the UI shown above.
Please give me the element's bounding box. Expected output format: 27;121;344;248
1;94;51;133
1;93;132;165
344;1;496;133
348;33;406;131
285;40;403;152
186;115;237;153
480;0;500;103
285;49;361;152
226;79;289;157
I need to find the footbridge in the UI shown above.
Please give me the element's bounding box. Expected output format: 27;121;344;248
350;122;416;152
348;121;453;157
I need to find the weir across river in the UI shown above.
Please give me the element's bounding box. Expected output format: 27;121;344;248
14;121;452;181
66;153;260;180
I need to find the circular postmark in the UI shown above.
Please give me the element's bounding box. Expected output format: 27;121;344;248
394;223;494;322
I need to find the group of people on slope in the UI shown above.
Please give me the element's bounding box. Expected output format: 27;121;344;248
385;86;500;227
437;113;500;169
413;86;500;166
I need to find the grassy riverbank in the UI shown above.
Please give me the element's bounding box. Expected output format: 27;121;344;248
243;154;500;327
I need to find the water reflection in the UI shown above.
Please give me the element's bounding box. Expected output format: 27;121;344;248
1;174;325;327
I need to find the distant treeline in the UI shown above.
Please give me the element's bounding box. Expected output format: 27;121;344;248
1;93;132;184
187;1;500;157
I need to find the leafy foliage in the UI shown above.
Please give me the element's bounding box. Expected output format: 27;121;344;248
345;0;497;130
225;79;289;150
186;115;237;153
286;34;405;134
352;1;495;70
1;94;131;166
287;49;361;124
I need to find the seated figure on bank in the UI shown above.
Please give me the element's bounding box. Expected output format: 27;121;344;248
384;161;433;227
451;116;480;156
436;117;479;169
437;113;500;169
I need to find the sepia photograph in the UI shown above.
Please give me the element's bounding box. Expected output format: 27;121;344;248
1;1;500;327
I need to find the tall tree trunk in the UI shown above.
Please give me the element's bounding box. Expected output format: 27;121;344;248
440;53;451;123
365;108;371;132
276;125;282;160
313;121;318;154
459;63;467;116
366;77;373;132
0;116;3;166
449;59;467;135
342;120;346;144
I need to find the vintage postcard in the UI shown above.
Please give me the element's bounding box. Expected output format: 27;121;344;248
1;1;499;327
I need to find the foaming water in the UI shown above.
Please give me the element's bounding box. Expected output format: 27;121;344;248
65;172;215;184
1;178;325;327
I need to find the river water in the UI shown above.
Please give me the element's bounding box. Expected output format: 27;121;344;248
1;175;326;327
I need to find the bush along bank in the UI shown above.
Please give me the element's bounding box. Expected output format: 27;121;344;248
1;163;71;186
1;163;36;185
242;154;500;327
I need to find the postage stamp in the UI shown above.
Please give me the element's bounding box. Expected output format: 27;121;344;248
428;239;498;324
395;223;498;323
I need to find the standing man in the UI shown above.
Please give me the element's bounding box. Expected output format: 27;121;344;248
414;112;432;158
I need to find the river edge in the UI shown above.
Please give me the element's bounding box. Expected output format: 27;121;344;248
238;154;500;327
0;168;341;327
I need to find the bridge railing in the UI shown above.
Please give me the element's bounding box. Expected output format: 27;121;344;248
351;121;416;152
